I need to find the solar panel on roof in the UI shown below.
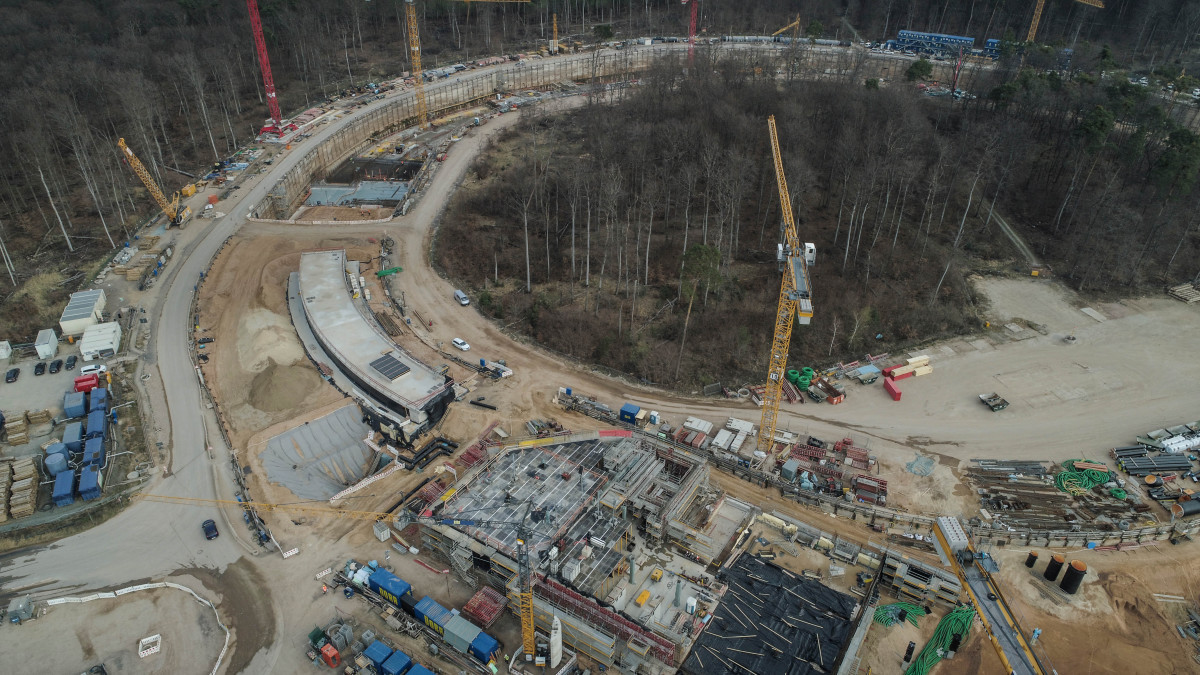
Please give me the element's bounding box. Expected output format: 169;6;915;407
370;353;411;380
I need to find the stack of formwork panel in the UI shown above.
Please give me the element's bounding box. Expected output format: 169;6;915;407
25;409;52;426
5;416;29;446
884;355;931;381
8;458;37;518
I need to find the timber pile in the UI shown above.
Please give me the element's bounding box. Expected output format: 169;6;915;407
5;417;29;445
8;458;38;518
1167;282;1200;304
0;464;10;522
24;409;52;425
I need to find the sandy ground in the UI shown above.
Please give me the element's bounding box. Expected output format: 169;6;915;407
1;585;226;674
294;205;388;222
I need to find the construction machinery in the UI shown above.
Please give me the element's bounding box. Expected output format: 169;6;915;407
118;139;192;228
1026;0;1104;44
551;13;558;55
683;0;698;64
773;14;802;38
757;116;815;453
245;0;296;137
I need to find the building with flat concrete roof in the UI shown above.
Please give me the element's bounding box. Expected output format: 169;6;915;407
297;249;452;434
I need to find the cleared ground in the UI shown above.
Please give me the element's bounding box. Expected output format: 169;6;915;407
0;586;225;674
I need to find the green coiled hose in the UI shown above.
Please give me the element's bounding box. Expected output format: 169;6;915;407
904;605;976;675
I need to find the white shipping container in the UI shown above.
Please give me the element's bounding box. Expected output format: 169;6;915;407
711;429;734;451
683;416;714;434
726;417;756;435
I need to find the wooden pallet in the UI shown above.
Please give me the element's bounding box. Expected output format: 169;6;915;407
1168;283;1200;304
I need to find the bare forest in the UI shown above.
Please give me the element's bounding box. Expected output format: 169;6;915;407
0;0;1197;341
439;50;1200;387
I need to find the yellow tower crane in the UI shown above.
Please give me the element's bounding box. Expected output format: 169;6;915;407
757;115;815;454
1026;0;1104;44
552;12;559;54
405;0;531;131
772;14;802;38
118;138;191;228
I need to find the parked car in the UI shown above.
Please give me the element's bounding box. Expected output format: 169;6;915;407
454;289;470;305
198;337;214;344
5;368;18;383
33;362;46;376
452;338;470;351
49;359;63;374
79;364;107;376
65;355;77;370
202;519;219;540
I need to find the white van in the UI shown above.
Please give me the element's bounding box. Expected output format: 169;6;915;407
80;363;108;376
454;290;469;306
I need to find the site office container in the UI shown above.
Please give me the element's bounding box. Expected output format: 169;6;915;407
380;650;412;675
52;470;75;506
414;596;452;635
408;666;436;675
468;631;501;663
368;568;412;608
363;640;393;670
79;464;103;500
444;615;482;653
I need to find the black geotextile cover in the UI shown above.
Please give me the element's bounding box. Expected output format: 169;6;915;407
680;554;858;675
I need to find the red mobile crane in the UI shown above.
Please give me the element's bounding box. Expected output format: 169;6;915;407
683;0;698;64
246;0;296;137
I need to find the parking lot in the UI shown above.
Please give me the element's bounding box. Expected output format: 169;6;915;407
1;344;90;457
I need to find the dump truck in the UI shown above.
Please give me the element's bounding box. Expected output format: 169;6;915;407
979;393;1009;411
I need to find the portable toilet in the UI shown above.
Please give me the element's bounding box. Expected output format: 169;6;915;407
63;421;84;453
79;464;103;500
85;409;106;439
89;388;109;413
52;470;75;506
380;650;412;675
63;391;87;418
363;641;393;671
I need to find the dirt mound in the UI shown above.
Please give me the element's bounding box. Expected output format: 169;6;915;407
237;308;305;373
249;359;323;412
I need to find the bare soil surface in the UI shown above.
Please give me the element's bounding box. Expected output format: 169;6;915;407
0;585;225;674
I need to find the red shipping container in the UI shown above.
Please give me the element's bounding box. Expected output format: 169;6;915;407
883;377;901;401
690;432;706;449
892;370;915;381
882;364;899;376
74;374;99;393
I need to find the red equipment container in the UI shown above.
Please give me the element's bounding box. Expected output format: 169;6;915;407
320;644;341;668
883;377;901;401
74;374;100;393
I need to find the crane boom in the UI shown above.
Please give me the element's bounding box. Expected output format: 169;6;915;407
246;0;283;131
140;493;394;520
118;139;189;227
405;0;428;130
684;0;698;64
758;116;813;453
773;14;802;37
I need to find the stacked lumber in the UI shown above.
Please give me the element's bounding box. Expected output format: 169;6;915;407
5;417;29;445
884;355;933;381
137;236;160;250
1167;282;1200;304
25;409;52;425
8;458;37;518
0;464;10;522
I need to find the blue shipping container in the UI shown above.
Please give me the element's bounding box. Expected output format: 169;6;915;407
86;409;107;439
63;422;83;452
407;666;435;675
84;437;104;463
380;650;412;675
52;470;75;506
79;464;103;500
619;402;640;423
469;631;501;664
413;596;452;635
90;388;109;413
64;392;87;419
368;569;412;608
363;641;393;670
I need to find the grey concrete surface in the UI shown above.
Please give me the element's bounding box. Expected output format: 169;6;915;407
260;406;372;500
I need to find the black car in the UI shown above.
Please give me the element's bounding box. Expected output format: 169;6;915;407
202;519;219;540
65;355;77;370
5;368;19;383
33;362;46;376
198;337;214;344
49;359;63;374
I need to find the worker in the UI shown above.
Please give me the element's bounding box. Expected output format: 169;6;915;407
322;584;328;594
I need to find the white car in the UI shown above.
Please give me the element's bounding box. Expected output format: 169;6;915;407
79;364;108;376
452;338;470;351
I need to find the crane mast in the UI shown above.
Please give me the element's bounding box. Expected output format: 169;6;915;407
1027;0;1104;44
683;0;698;64
246;0;289;136
118;139;190;228
405;0;429;130
758;115;814;453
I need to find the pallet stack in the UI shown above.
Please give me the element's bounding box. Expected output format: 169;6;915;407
24;409;52;426
8;458;37;519
5;416;29;446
